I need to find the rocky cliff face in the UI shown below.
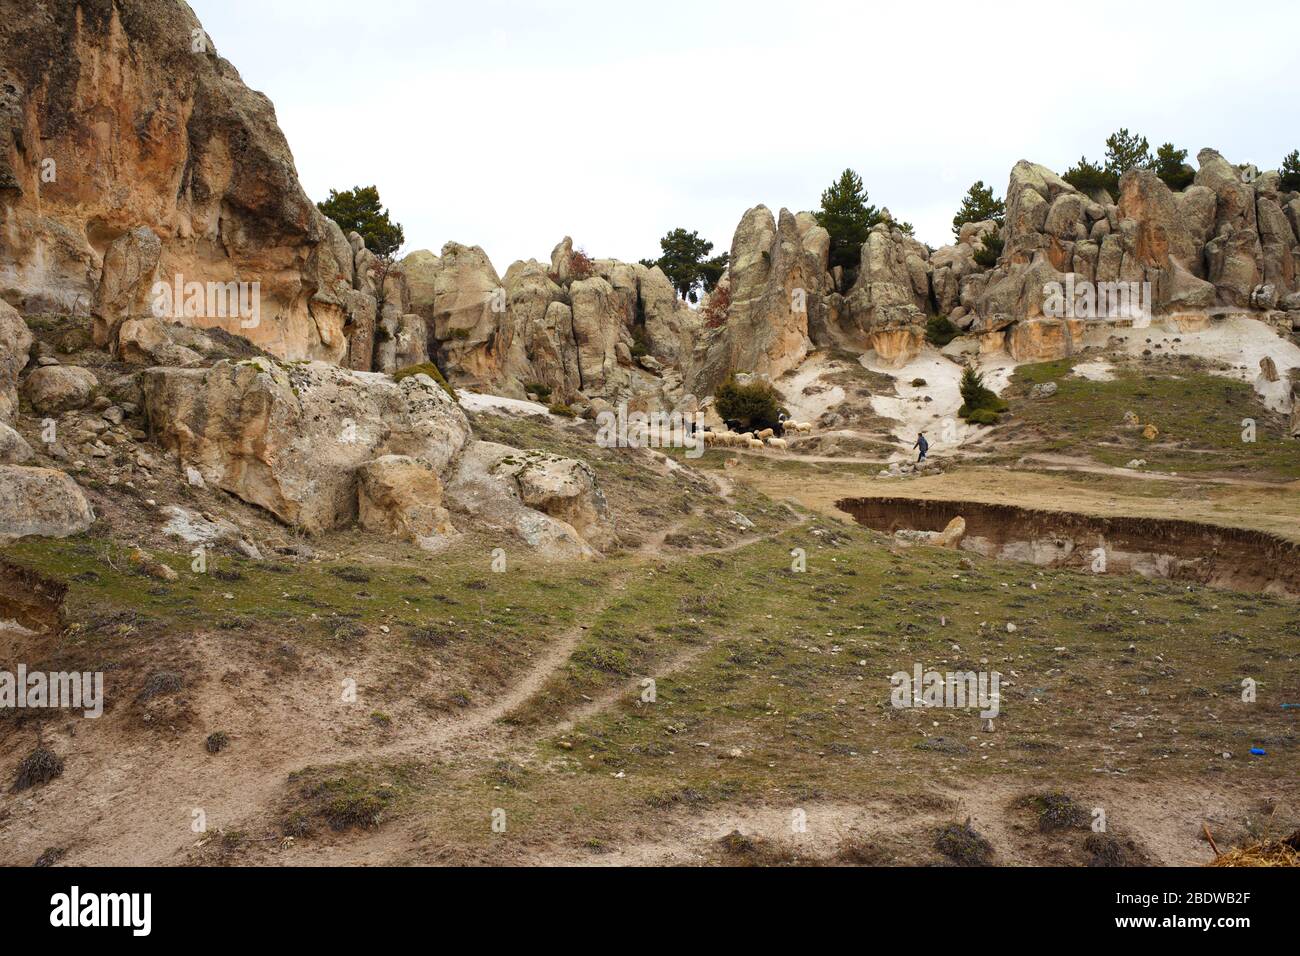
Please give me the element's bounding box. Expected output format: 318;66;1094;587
400;236;699;410
948;151;1300;361
3;2;1298;410
0;0;368;363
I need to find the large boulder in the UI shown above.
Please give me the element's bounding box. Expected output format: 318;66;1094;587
0;466;95;544
0;422;34;464
0;301;33;421
116;317;206;367
140;359;471;534
22;365;97;414
514;453;615;551
444;441;614;559
357;455;457;550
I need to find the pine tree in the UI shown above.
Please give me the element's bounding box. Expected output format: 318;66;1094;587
1153;143;1194;191
1280;150;1300;192
317;185;405;260
952;181;1005;238
1104;128;1153;177
814;169;882;274
642;228;728;302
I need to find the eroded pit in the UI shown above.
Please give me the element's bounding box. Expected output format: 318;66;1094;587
0;558;67;635
837;496;1300;598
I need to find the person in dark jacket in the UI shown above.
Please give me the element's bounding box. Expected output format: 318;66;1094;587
913;431;929;462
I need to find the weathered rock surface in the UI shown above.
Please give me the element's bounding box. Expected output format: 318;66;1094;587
357;454;457;550
92;226;162;348
0;301;33;421
0;0;364;362
0;465;95;543
22;365;97;414
842;222;931;365
140;359;471;534
0;422;34;464
444;441;614;559
687;206;824;393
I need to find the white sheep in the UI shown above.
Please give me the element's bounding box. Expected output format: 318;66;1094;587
746;438;764;449
766;437;788;450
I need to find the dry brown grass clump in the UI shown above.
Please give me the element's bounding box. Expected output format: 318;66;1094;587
12;746;64;792
1209;830;1300;867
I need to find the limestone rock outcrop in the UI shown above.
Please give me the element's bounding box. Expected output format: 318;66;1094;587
0;301;33;421
140;359;472;534
443;441;615;559
357;454;457;550
0;0;368;363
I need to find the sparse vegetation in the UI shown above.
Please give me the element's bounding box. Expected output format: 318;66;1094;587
316;184;404;258
958;366;1007;423
973;232;1003;268
640;228;727;303
952;180;1005;237
934;821;994;866
393;362;457;400
12;747;64;792
714;374;785;430
1280;149;1300;192
815;168;885;277
925;314;960;348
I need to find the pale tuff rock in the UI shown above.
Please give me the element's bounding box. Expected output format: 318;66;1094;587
569;275;630;396
400;236;696;406
22;365;98;414
357;454;458;550
92;226;162;349
843;222;931;365
505;261;580;399
140;359;472;534
688;206;822;394
0;301;34;421
116;317;206;367
444;441;614;559
0;0;358;361
0;465;95;544
0;421;34;464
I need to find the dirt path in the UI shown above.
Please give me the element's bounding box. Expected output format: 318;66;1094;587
22;499;809;867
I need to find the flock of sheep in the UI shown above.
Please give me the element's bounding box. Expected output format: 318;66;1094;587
701;421;814;452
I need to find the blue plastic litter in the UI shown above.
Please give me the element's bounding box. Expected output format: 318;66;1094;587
1249;748;1266;756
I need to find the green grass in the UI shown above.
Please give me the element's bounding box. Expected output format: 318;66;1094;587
1008;361;1300;479
363;516;1299;858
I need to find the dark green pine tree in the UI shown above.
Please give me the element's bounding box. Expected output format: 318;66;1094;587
951;181;1005;238
814;168;881;274
642;228;728;303
317;185;405;260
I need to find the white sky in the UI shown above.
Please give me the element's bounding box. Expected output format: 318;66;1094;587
190;0;1299;272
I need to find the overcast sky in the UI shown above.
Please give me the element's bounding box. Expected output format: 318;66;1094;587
190;0;1299;273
